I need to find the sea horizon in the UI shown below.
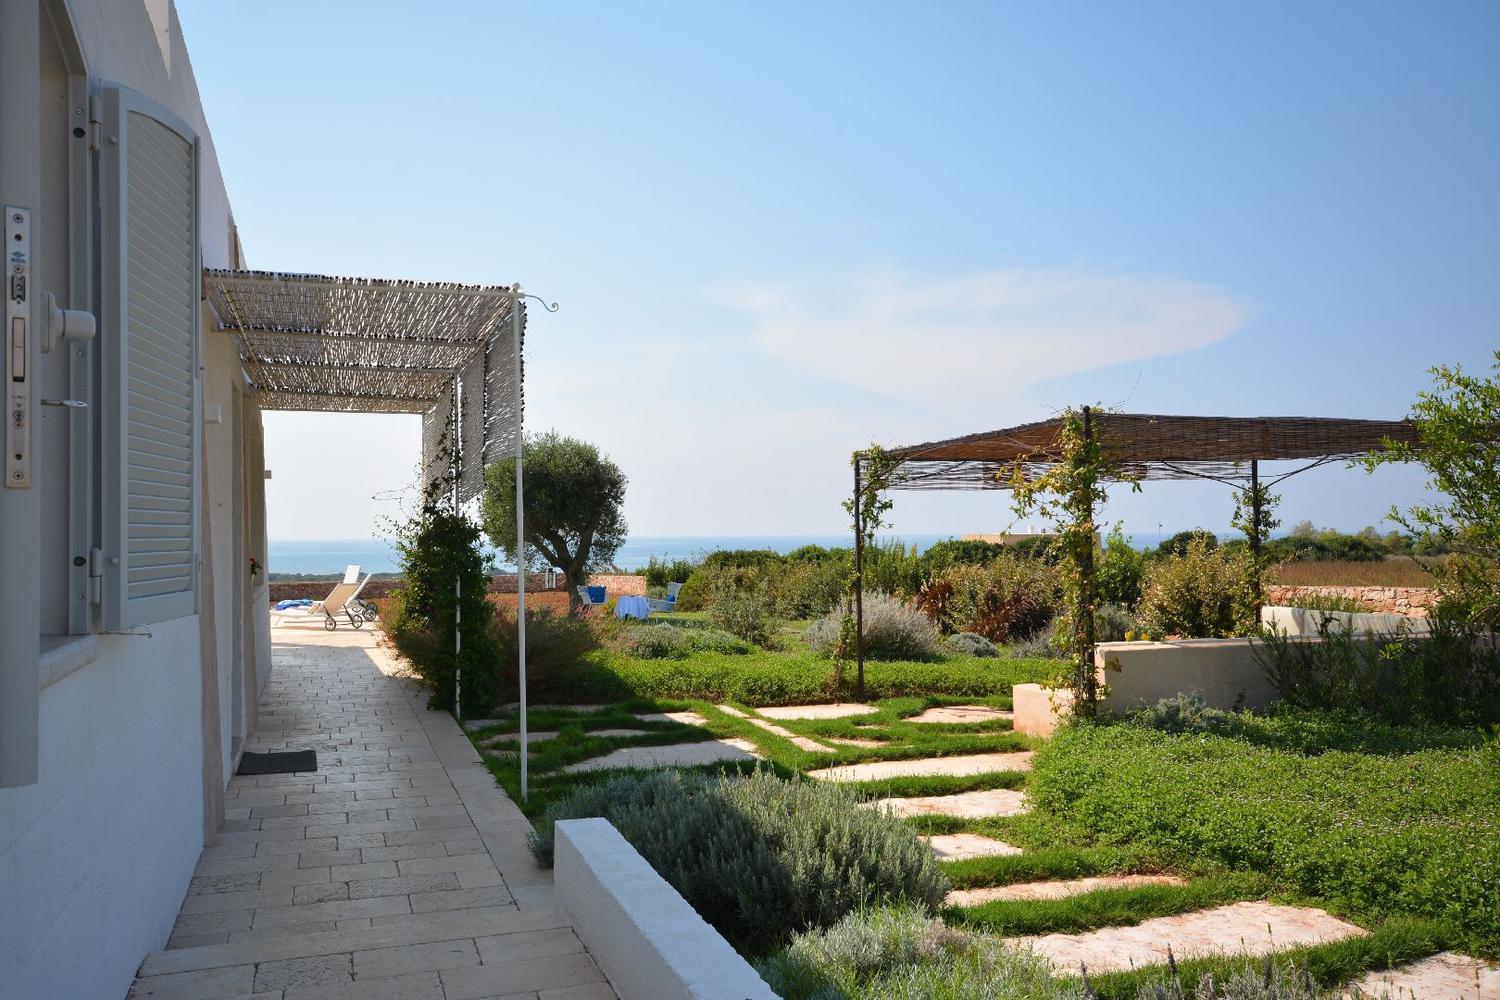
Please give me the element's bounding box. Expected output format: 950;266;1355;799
267;530;1186;575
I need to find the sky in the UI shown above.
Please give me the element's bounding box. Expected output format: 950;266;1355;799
175;1;1500;544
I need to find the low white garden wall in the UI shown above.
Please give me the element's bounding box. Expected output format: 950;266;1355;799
1261;605;1431;637
553;817;778;1000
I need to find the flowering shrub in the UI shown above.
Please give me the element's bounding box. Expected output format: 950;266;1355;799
916;557;1060;642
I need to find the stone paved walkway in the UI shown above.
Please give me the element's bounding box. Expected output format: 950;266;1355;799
128;621;614;1000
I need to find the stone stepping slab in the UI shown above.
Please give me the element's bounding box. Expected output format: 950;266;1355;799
561;739;762;773
756;703;880;720
1012;901;1365;975
480;731;558;748
825;736;883;748
867;788;1029;820
633;711;707;726
923;834;1023;861
947;874;1185;907
906;705;1013;724
1347;951;1500;1000
742;717;831;753
807;751;1033;782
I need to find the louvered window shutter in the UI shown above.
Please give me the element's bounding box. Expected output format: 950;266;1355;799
99;86;201;628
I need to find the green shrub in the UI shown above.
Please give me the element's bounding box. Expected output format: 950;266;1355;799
1139;537;1255;638
711;585;781;647
1093;602;1142;643
643;554;699;588
806;593;941;661
1282;592;1368;613
1257;614;1500;725
862;538;926;599
946;631;998;658
1156;529;1220;558
773;556;850;620
621;622;753;659
1097;526;1147;607
756;906;1069;1000
488;606;601;705
532;770;948;954
916;556;1060;642
1129;693;1234;735
701;548;787;571
1134;961;1393;1000
1028;722;1500;952
918;538;1009;575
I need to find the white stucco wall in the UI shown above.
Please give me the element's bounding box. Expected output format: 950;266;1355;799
0;3;256;999
1;621;203;1000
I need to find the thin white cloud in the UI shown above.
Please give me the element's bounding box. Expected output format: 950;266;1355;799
718;268;1248;395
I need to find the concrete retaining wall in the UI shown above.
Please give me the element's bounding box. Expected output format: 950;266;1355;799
1262;605;1430;637
1095;637;1281;712
554;818;777;1000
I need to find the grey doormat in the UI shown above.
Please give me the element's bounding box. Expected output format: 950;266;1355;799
236;750;317;776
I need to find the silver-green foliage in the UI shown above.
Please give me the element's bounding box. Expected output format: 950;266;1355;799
623;622;753;659
756;906;1072;1000
946;632;999;658
1134;961;1391;1000
807;592;942;661
531;771;948;954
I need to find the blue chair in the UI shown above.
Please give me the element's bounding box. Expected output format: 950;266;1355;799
576;585;608;611
646;582;683;614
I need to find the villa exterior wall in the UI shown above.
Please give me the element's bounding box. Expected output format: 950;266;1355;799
0;3;264;998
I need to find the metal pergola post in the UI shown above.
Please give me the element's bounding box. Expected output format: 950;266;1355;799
852;455;865;700
1248;458;1263;615
513;296;528;802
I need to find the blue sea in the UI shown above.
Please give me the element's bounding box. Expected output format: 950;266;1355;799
267;531;1179;575
267;535;944;575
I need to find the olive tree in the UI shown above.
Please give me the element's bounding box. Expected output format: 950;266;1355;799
481;432;628;610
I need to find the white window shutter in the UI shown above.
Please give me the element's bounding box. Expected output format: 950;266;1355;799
99;86;201;629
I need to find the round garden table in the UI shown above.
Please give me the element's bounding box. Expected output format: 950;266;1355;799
614;595;650;620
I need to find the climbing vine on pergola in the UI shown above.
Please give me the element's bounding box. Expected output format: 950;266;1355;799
848;411;1420;710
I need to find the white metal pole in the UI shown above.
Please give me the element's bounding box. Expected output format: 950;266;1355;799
453;377;462;719
513;295;527;802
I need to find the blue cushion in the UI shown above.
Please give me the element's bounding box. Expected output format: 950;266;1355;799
587;586;606;603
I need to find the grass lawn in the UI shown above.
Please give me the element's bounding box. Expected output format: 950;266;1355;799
459;635;1492;993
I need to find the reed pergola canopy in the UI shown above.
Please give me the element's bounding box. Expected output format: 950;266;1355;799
863;412;1421;491
203;268;526;503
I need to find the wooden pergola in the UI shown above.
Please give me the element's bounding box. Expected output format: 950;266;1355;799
850;410;1421;695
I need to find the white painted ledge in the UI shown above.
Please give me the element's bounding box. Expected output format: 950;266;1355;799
554;818;778;1000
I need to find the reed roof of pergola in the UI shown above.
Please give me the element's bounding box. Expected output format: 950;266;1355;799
203;268;526;503
864;412;1420;491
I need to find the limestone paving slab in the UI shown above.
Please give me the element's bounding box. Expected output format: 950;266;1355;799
744;716;831;752
1012;901;1366;974
756;703;880;720
923;834;1023;860
130;623;607;999
825;736;883;748
867;788;1029;819
906;705;1013;724
561;738;762;773
633;710;707;726
947;874;1186;907
481;731;559;747
1347;951;1500;999
807;751;1034;782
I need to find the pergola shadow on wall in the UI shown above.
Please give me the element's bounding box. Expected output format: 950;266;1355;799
203;269;543;798
850;410;1420;696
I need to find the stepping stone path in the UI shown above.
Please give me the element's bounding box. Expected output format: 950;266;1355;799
633;710;707;726
480;731;558;747
582;728;650;738
756;703;880;720
461;719;507;732
716;704;749;718
868;788;1029;819
1348;951;1500;1000
807;751;1033;782
561;738;761;773
825;736;883;748
741;717;831;753
923;834;1023;860
907;705;1013;724
947;875;1185;907
1012;901;1365;975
